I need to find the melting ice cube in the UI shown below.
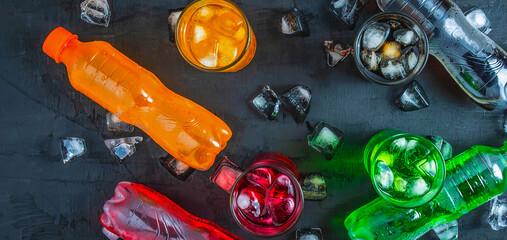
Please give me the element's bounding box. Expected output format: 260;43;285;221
324;40;352;67
251;85;281;120
302;173;327;201
330;0;364;29
362;22;390;51
395;80;430;111
104;136;143;163
433;220;458;240
281;84;312;123
400;46;420;72
380;59;406;80
488;193;507;230
80;0;111;27
307;121;344;160
360;49;381;71
168;8;183;43
465;8;491;35
296;228;323;240
60;137;86;164
426;135;452;160
279;8;310;36
393;29;419;46
159;155;195;181
106;113;134;133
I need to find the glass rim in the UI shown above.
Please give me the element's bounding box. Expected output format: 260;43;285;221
353;11;429;86
367;132;446;208
175;0;252;72
229;163;304;237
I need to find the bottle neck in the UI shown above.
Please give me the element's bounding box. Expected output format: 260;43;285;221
58;39;80;66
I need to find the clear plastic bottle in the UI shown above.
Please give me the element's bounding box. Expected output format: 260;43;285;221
377;0;507;110
42;27;232;170
345;142;507;240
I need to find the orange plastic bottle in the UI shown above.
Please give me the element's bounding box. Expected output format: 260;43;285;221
43;27;232;170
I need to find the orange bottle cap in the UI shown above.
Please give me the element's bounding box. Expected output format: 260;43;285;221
42;27;78;63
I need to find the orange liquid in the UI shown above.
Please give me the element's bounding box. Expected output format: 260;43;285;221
177;0;256;72
56;38;232;170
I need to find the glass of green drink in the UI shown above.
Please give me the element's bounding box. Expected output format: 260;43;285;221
364;130;445;208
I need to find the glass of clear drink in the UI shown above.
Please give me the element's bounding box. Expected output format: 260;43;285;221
175;0;256;72
364;130;446;208
210;153;304;237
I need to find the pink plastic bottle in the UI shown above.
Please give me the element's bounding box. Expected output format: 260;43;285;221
100;182;241;240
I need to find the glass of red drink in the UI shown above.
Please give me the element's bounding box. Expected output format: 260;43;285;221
210;153;304;237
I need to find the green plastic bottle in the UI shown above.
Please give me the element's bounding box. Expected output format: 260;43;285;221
345;142;507;240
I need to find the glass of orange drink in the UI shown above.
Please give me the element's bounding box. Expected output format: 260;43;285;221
175;0;256;72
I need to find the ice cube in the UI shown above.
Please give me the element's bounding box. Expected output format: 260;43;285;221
394;29;419;46
168;8;183;43
405;177;430;197
374;161;394;190
80;0;111;27
380;42;401;59
209;156;243;193
102;227;119;240
405;139;430;161
246;167;275;189
380;59;406;80
433;220;458;240
296;228;323;240
488;193;507;230
395;80;430;111
393;176;408;192
251;85;281;120
387;20;402;29
307;121;344;160
362;22;390;51
503;111;507;134
267;195;295;225
330;0;365;29
279;8;310;36
197;6;215;22
426;135;453;160
104;136;142;163
194;25;207;43
60;137;86;164
390;137;407;158
465;8;491;35
106;113;134;133
360;49;381;71
400;46;420;72
270;174;295;197
324;40;352;67
199;52;218;68
237;186;265;220
281;84;312;123
302;173;327;201
159;155;195;181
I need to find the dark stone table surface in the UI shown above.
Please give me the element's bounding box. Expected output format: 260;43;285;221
0;0;506;239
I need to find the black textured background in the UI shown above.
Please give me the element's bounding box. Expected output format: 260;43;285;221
0;0;506;239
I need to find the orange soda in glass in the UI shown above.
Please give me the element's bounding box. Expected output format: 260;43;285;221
176;0;256;72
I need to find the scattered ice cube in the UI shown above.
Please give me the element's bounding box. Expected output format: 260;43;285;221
102;227;119;240
281;84;312;123
362;22;390;51
426;135;452;160
380;42;401;59
395;80;430;111
302;173;327;201
394;29;419;46
168;8;183;43
330;0;365;29
307;121;344;160
360;49;381;71
210;156;243;193
296;228;323;240
380;59;406;80
80;0;111;27
401;46;420;72
60;137;86;164
374;161;394;190
387;20;402;29
159;155;195;181
433;220;458;240
251;85;281;120
465;8;491;35
324;40;352;67
279;8;310;36
488;193;507;230
405;177;430;197
106;113;134;133
104;136;143;163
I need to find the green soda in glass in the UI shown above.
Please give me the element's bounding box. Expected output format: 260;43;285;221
345;142;507;240
364;130;446;208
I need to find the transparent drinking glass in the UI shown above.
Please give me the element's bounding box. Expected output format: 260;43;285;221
364;130;445;208
175;0;256;72
210;153;304;237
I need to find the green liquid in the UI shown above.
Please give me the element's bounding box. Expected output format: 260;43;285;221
346;142;507;240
